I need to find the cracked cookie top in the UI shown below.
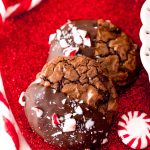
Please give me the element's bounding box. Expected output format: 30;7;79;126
38;56;117;117
48;19;139;87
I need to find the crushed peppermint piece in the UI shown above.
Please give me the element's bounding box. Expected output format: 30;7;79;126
56;29;62;40
49;33;56;44
93;139;97;143
64;113;72;119
31;107;43;118
62;98;67;105
74;106;83;115
73;35;82;45
79;100;83;104
63;47;79;56
51;131;62;137
63;118;76;132
46;116;50;120
52;113;60;127
101;138;108;145
77;29;87;38
85;119;94;130
60;39;69;48
83;37;91;47
19;91;26;106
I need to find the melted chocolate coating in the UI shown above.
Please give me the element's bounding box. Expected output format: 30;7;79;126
24;83;109;150
48;20;97;61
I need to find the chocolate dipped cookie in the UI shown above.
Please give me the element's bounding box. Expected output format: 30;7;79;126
48;19;139;88
23;56;117;149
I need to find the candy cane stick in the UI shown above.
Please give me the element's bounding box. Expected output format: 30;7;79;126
0;73;31;150
5;0;43;19
0;0;7;23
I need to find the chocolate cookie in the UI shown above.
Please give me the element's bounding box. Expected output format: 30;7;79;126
48;19;139;87
24;83;109;150
23;56;117;149
39;56;117;117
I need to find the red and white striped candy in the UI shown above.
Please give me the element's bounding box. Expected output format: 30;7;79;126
0;92;19;150
118;111;150;149
0;0;7;24
0;0;43;22
5;0;43;19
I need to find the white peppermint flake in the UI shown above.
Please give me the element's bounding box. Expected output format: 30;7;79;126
49;33;56;44
85;119;94;130
63;118;76;132
79;100;83;104
46;116;50;120
31;107;43;118
74;106;83;115
64;113;72;119
93;139;97;143
51;131;62;137
73;35;82;45
56;29;62;40
60;39;69;48
62;98;67;105
101;138;108;145
77;29;87;38
83;37;91;47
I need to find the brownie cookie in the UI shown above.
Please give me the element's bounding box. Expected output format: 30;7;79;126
38;56;117;118
48;19;139;87
23;55;117;149
24;83;109;150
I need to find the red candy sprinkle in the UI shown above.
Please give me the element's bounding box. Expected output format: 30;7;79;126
52;113;60;127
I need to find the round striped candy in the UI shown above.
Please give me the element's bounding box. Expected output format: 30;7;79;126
118;111;150;149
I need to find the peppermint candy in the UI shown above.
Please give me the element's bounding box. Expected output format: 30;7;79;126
0;92;19;150
118;111;150;149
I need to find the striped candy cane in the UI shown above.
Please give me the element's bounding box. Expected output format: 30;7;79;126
0;73;31;150
0;0;43;23
5;0;43;19
0;0;7;24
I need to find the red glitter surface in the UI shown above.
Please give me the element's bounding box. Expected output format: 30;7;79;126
1;0;150;149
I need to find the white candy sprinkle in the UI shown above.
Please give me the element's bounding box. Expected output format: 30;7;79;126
102;117;106;120
60;39;69;48
19;92;26;106
79;100;83;104
51;131;62;137
83;37;91;47
62;98;67;105
73;35;83;45
85;119;94;130
46;116;50;120
31;107;43;118
77;29;87;38
56;29;62;40
74;106;83;115
72;26;78;35
93;139;97;143
64;113;72;119
48;33;56;44
101;138;108;145
63;118;76;132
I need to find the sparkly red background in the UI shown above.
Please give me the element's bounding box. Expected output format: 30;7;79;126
1;0;150;149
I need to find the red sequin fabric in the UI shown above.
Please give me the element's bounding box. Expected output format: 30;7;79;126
1;0;150;149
